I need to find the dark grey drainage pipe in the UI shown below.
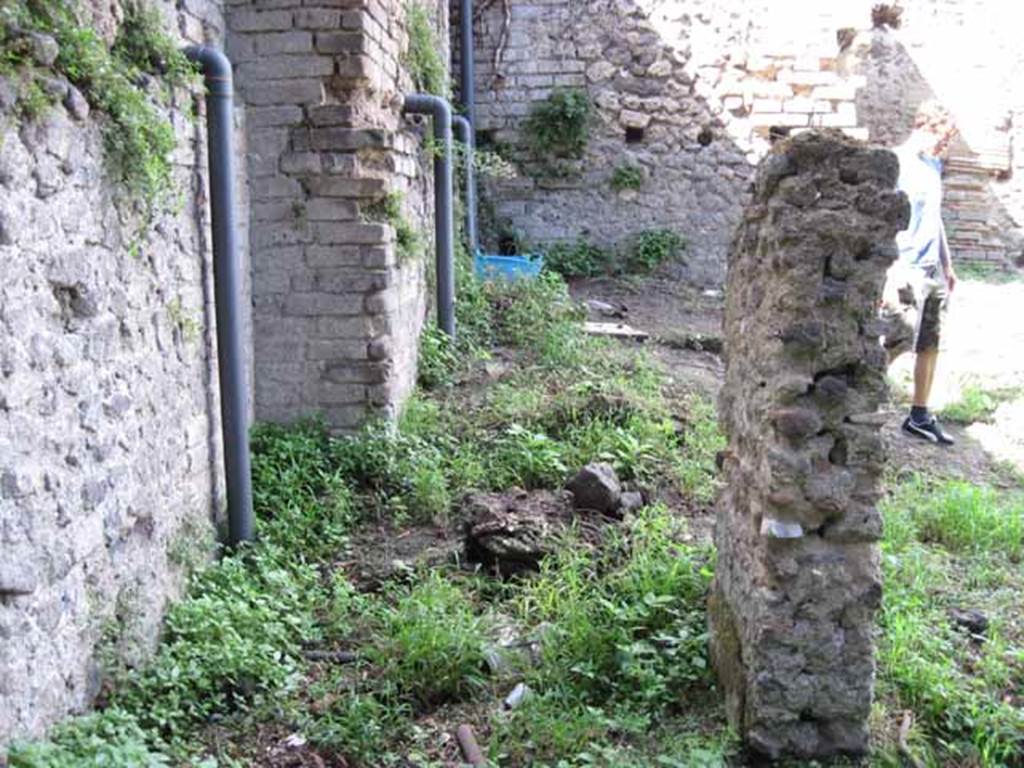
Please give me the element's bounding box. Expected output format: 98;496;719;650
185;45;254;546
452;115;479;255
459;0;476;128
403;94;456;338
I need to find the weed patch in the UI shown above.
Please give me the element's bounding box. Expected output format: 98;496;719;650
877;475;1024;765
542;238;611;278
939;383;1022;425
404;2;447;96
629;229;685;273
611;163;644;191
13;267;731;765
525;88;591;161
1;0;193;209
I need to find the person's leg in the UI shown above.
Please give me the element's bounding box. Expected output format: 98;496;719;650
903;281;954;444
913;348;939;407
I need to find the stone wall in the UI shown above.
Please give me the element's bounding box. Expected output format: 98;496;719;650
709;131;908;758
227;0;445;430
457;0;752;285
459;0;1024;282
0;0;233;745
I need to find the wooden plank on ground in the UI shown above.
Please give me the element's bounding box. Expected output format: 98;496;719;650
584;321;649;341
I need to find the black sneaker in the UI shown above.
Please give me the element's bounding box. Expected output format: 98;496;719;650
902;415;955;445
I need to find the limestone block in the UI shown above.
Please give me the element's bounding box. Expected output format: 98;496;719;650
618;109;651;129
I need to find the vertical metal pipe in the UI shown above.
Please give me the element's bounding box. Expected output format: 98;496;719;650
403;94;456;339
185;45;254;546
460;0;476;128
452;115;479;254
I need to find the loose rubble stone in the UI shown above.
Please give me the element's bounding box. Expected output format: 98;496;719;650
709;131;907;760
27;33;59;67
949;607;989;637
464;489;574;575
566;462;622;514
0;76;17;112
64;86;89;121
618;490;645;513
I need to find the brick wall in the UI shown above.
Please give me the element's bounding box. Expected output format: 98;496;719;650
228;0;445;431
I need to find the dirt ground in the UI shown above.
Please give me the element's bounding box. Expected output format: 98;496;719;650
572;269;1024;490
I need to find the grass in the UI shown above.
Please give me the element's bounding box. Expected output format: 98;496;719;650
938;383;1022;425
12;258;1021;766
7;266;731;767
957;262;1024;284
876;475;1024;766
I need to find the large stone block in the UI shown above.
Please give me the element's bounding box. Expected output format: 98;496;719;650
710;131;907;760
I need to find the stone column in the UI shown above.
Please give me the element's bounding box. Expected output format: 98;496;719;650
709;130;908;759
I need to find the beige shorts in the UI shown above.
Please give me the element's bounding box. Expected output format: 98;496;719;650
881;264;948;358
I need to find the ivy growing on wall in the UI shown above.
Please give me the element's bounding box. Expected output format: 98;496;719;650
404;2;448;97
0;0;195;210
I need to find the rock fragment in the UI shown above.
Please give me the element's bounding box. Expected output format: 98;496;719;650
566;462;621;514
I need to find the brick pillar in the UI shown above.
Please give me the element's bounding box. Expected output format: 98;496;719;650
709;130;909;759
228;0;432;430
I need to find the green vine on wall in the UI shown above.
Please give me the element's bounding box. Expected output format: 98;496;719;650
404;2;448;97
0;0;196;211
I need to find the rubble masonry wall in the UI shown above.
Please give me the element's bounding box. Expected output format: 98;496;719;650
709;130;909;759
0;0;234;744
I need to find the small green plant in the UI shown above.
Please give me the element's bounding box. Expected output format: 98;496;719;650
7;709;171;768
417;323;460;389
166;297;200;342
404;2;447;96
16;77;54;119
494;423;569;488
113;1;196;89
938;384;1020;425
372;571;490;707
542;238;610;278
363;190;423;262
610;163;644;191
629;229;685;273
525;88;591;160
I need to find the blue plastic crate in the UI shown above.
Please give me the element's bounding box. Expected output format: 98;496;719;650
474;252;544;280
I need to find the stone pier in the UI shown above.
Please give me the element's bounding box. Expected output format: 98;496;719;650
709;130;909;758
